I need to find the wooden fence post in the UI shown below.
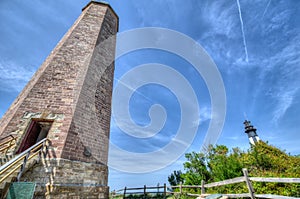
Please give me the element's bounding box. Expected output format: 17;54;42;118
243;168;255;199
201;180;205;194
123;186;127;199
144;185;146;199
180;181;182;194
164;183;166;199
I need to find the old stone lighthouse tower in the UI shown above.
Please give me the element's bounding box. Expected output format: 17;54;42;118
0;1;118;198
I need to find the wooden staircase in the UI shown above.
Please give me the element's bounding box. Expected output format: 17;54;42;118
0;155;14;167
0;138;49;199
0;135;16;167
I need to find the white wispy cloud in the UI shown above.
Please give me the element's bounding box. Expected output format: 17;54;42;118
227;4;300;125
198;1;250;69
225;136;241;141
0;60;34;92
271;88;298;123
262;34;300;123
192;106;211;127
202;1;237;39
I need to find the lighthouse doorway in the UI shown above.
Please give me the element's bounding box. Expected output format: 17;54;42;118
16;119;53;153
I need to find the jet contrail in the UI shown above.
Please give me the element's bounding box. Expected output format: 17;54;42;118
262;0;271;19
236;0;249;63
114;77;154;103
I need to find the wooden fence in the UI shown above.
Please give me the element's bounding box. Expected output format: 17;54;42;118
111;183;167;198
111;168;300;199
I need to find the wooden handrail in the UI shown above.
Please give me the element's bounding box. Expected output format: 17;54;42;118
0;135;16;154
0;138;49;184
249;177;300;183
0;135;15;142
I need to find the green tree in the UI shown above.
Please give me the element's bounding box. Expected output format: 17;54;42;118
242;141;292;176
181;152;210;185
207;145;243;182
168;170;184;186
242;142;300;196
171;142;300;196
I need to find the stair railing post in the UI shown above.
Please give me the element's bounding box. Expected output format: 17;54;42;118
17;150;30;181
243;168;255;199
38;139;48;163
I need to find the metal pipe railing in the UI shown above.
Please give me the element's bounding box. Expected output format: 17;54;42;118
0;138;49;184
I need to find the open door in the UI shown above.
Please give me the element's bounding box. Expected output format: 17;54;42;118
16;120;52;154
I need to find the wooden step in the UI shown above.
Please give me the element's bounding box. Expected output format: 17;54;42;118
0;176;17;199
0;174;18;189
0;154;15;166
0;156;38;189
0;159;38;198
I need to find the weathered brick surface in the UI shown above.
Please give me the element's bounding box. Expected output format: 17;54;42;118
0;1;118;198
63;6;117;163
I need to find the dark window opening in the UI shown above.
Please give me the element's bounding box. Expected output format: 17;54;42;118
16;119;53;154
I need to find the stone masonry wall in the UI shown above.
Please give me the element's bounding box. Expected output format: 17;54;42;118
21;158;108;199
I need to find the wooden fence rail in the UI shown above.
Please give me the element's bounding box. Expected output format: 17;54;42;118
111;168;300;199
111;183;167;199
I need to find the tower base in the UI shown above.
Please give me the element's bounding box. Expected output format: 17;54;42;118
21;158;109;199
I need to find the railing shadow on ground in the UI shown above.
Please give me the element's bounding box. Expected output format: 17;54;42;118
111;168;300;199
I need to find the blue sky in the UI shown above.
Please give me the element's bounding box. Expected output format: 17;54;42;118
0;0;300;190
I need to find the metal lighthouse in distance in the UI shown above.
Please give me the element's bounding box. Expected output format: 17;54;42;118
244;120;260;145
